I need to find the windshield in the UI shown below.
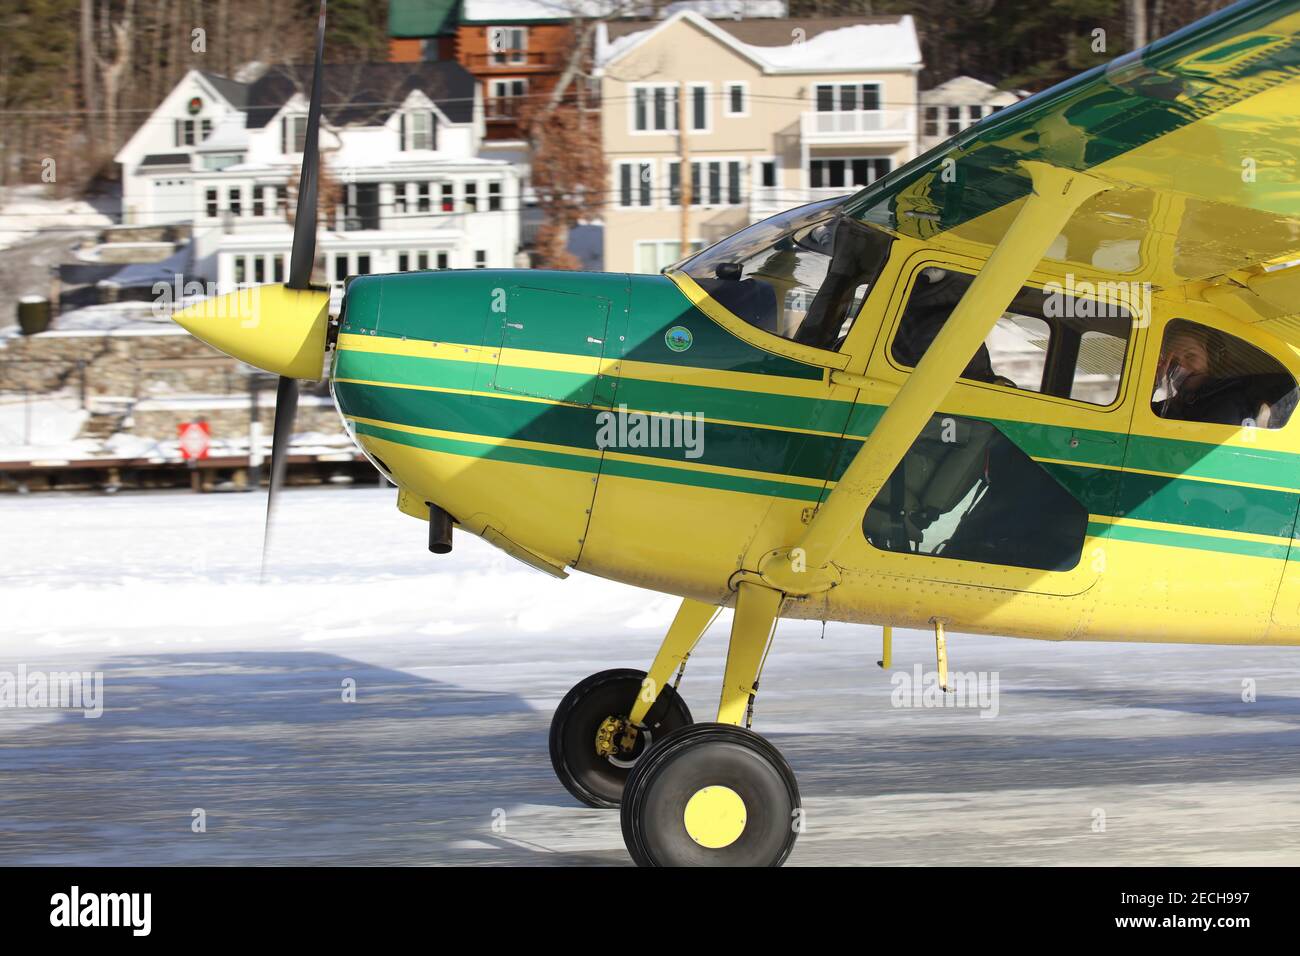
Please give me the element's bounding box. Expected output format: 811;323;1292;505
676;198;893;351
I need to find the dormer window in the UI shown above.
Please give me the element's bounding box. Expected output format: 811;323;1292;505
281;114;308;154
400;111;436;151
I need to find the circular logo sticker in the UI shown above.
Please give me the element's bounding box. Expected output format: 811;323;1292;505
664;326;693;352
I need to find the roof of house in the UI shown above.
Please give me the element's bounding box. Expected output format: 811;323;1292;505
196;61;477;129
604;14;898;44
599;11;921;73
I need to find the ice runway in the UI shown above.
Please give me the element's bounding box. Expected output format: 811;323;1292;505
3;486;1300;865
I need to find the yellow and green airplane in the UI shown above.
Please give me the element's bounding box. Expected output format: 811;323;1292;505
173;0;1300;866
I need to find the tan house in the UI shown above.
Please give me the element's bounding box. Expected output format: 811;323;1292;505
596;10;922;274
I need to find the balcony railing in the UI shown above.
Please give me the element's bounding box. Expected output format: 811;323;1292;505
467;50;557;71
801;109;914;143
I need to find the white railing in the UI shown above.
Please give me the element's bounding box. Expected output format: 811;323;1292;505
801;109;914;142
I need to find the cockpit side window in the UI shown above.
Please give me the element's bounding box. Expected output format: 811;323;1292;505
678;198;894;352
889;267;1132;407
1151;319;1297;428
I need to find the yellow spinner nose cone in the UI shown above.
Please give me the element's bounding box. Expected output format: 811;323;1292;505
171;284;331;380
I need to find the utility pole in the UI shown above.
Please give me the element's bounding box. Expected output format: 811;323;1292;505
678;80;691;258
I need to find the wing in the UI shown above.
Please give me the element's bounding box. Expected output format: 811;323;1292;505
844;0;1300;346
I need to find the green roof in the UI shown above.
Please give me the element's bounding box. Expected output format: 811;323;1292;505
389;0;459;38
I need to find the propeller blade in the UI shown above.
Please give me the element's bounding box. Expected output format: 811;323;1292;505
260;374;299;581
287;0;327;291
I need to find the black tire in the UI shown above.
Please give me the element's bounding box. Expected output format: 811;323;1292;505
621;723;801;867
549;668;693;809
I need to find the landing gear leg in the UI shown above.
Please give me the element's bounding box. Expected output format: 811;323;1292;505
548;598;715;808
621;583;801;866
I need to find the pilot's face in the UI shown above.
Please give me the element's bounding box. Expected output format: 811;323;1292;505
1162;333;1210;377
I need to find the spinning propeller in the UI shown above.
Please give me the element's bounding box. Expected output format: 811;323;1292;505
171;1;331;578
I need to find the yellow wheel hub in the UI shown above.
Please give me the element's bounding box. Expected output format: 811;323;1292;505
682;786;747;849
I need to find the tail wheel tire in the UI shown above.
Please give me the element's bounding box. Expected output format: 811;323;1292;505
621;722;801;867
549;668;693;809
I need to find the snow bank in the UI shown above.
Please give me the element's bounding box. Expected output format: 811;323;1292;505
0;185;113;251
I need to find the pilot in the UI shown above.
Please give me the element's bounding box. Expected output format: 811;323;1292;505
1152;324;1272;427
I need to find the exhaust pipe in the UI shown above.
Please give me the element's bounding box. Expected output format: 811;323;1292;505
428;503;454;554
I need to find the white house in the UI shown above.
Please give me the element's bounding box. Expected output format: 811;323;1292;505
113;61;522;295
919;76;1023;152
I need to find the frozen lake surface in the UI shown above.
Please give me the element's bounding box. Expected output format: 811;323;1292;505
2;485;1299;865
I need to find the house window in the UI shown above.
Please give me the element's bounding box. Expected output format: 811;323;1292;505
275;185;287;215
253;256;265;283
667;160;742;207
725;82;747;117
632;84;678;132
946;106;962;136
252;186;265;217
394;183;408;214
436;251;448;269
281;114;308;153
356;254;371;276
475;250;487;269
175;119;197;147
334;255;348;282
416;182;430;213
417;252;429;270
200;119;212;141
488;79;527;119
398;252;409;272
809;157;891;190
968;105;985;122
618;161;653;208
273;256;284;282
440;183;453;212
814;83;881;112
488;181;502;211
205;188;218;218
923;106;940;137
464;181;478;211
227;187;241;216
234;256;246;284
758;159;777;188
489;26;528;65
403;111;436;150
690;84;708;132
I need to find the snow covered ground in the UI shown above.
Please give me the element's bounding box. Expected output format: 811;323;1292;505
0;185;113;252
3;486;1300;865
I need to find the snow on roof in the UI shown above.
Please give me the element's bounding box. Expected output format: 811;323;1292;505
195;114;249;152
461;0;785;22
748;20;920;71
598;11;920;72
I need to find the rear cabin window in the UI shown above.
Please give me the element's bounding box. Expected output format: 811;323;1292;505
890;268;1132;406
1151;318;1298;429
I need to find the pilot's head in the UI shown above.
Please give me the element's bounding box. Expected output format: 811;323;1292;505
1162;327;1212;377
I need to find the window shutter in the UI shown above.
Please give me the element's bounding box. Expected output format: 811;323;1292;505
399;113;406;150
280;117;287;154
429;112;437;150
174;119;181;148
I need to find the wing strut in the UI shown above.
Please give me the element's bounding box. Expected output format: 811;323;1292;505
760;161;1112;593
